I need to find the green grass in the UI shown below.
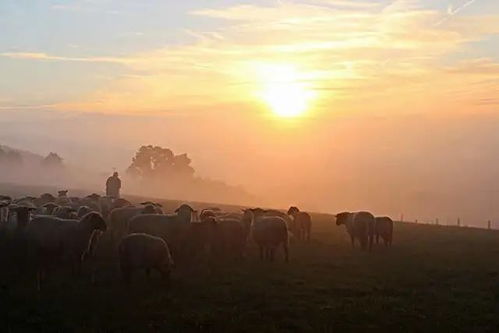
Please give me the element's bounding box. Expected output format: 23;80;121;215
2;197;499;332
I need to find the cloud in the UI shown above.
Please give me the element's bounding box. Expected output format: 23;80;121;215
6;0;498;116
0;52;131;64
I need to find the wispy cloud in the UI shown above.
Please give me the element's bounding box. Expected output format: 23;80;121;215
0;52;130;64
435;0;479;26
3;0;498;116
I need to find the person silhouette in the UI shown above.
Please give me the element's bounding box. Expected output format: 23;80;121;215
106;171;122;199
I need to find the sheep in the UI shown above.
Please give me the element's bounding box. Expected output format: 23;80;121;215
33;193;56;207
109;204;163;242
140;201;164;214
244;208;289;262
8;205;37;229
53;206;77;219
119;233;174;284
287;206;312;241
25;212;107;290
77;205;95;218
111;198;132;210
213;216;248;260
200;209;217;222
55;190;71;206
128;204;212;261
375;216;394;246
41;202;59;215
335;211;375;251
0;196;12;224
98;196;114;218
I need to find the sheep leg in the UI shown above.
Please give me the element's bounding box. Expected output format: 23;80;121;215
350;236;355;248
283;243;289;263
122;269;131;284
360;237;367;251
36;269;42;291
161;271;171;288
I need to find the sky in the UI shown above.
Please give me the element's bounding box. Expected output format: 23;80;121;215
1;0;499;221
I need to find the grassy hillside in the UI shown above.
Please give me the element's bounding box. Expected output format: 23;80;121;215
1;194;499;332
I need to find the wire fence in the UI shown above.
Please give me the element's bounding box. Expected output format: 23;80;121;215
399;215;495;230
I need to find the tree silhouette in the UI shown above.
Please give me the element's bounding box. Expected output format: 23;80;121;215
42;152;64;168
127;145;194;181
0;148;23;166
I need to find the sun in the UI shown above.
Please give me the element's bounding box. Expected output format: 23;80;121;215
262;82;315;118
255;64;316;118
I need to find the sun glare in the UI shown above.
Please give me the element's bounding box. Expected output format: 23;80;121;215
255;64;316;118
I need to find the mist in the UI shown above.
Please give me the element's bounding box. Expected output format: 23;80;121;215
1;109;499;227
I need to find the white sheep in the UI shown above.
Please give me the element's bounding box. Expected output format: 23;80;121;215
77;205;95;218
25;212;107;290
7;204;37;229
119;233;174;284
53;206;77;219
109;204;163;243
244;208;289;262
0;195;12;224
128;204;215;261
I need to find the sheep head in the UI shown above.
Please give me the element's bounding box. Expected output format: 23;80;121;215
81;212;107;232
335;212;350;226
86;193;101;201
287;206;299;216
200;209;217;222
175;204;196;222
141;204;157;214
58;190;68;197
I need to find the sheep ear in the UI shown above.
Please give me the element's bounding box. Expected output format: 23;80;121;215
155;203;163;207
174;208;179;213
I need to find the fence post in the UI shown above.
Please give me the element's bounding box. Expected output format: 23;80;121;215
400;214;404;222
488;220;491;230
436;218;439;225
415;219;418;224
457;218;461;227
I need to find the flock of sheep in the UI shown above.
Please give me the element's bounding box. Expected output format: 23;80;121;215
0;191;393;290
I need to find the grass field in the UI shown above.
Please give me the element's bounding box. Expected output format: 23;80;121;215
1;193;499;332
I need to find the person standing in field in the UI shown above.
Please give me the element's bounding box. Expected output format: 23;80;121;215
106;171;122;198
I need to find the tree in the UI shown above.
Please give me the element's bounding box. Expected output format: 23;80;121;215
42;152;64;169
0;148;23;166
127;145;194;181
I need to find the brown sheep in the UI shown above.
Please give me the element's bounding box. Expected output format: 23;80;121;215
119;233;174;284
375;216;394;246
335;211;375;251
287;206;312;241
